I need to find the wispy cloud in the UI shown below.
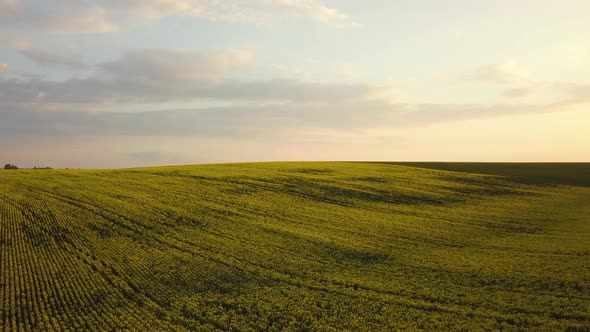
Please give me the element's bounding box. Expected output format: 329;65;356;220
17;48;87;69
1;95;584;140
123;151;189;165
98;49;255;83
0;1;117;33
502;87;532;99
107;0;355;25
553;82;590;102
467;62;557;101
0;0;355;34
0;37;89;69
1;48;588;142
0;0;19;11
468;61;531;86
0;48;389;106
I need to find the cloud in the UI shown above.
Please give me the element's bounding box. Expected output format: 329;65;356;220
17;48;88;69
467;62;563;101
0;1;117;33
553;82;590;102
205;78;386;102
0;0;19;11
106;0;203;20
0;0;354;34
1;50;587;143
243;0;353;25
0;63;8;73
468;61;531;85
0;97;579;139
0;49;389;105
123;151;189;165
106;0;354;25
502;87;532;99
98;49;254;83
48;4;118;33
0;75;388;108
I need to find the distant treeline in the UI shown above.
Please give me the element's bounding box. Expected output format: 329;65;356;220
3;164;53;170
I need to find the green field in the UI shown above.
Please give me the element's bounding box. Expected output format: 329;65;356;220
0;162;589;331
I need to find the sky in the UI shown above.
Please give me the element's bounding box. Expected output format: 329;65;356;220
0;0;589;168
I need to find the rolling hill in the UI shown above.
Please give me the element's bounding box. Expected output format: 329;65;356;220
0;162;589;331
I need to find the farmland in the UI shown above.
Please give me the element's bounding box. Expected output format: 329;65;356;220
0;162;589;331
